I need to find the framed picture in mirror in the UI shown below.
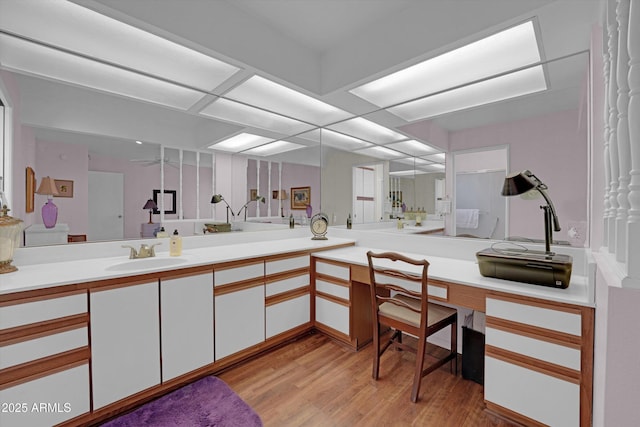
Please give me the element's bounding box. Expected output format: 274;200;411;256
291;186;310;209
25;167;35;212
54;179;74;198
152;189;177;214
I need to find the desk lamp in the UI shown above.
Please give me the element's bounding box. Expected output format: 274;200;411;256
211;194;235;223
238;195;265;221
501;170;560;255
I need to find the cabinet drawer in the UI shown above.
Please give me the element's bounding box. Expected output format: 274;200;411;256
486;296;581;336
214;262;264;286
266;255;309;275
0;363;90;427
315;261;349;281
485;356;579;427
315;296;349;336
316;279;350;300
266;294;310;338
486;327;580;371
266;274;309;296
0;292;86;329
0;327;88;369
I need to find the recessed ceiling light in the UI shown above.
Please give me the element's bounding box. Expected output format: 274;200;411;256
135;140;143;145
327;117;406;144
422;153;446;162
199;98;314;135
298;128;372;150
0;34;207;110
242;140;304;156
385;140;439;156
389;65;547;121
0;1;239;91
224;76;352;126
350;20;541;109
356;145;405;159
208;133;273;153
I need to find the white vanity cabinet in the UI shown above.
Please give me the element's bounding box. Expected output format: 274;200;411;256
214;260;265;360
160;269;214;382
313;259;351;339
484;293;594;427
265;253;311;338
90;280;161;409
0;290;90;427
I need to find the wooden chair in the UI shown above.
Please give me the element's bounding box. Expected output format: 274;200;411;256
367;251;458;403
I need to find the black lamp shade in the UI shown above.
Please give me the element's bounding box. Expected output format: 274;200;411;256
501;171;536;196
143;199;157;210
211;194;223;204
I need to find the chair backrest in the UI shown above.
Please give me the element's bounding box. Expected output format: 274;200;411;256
367;251;430;327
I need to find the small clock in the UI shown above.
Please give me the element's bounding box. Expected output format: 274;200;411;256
310;213;329;240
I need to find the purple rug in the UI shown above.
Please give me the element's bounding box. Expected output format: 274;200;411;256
102;376;262;427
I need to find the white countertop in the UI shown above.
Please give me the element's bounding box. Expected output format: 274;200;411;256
313;246;593;307
0;237;355;295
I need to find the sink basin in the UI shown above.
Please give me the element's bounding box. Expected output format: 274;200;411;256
106;257;188;272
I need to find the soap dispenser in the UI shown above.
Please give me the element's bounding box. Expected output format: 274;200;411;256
346;214;352;229
289;214;295;229
170;229;182;256
156;227;168;238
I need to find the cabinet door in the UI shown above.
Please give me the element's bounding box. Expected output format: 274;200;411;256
215;285;265;360
161;272;214;381
90;281;160;409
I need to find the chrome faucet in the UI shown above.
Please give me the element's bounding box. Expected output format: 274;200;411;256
122;243;161;259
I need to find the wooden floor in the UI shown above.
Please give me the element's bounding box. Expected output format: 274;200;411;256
219;332;516;427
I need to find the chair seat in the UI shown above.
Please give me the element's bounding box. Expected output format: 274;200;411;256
379;295;457;328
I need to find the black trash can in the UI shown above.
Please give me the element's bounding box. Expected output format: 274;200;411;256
462;326;485;385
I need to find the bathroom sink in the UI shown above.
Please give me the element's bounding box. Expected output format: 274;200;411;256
106;257;188;271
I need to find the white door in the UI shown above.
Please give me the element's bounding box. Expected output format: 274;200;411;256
89;171;123;241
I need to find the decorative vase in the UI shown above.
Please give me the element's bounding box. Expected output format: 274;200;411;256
306;204;312;218
42;199;58;229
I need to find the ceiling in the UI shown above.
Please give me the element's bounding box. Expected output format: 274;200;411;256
0;0;601;169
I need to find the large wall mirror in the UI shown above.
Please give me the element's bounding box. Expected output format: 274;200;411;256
0;0;589;247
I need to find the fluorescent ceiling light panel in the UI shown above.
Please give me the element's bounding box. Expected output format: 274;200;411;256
243;140;304;156
208;133;273;153
385;140;439;156
422;153;446;162
420;163;445;172
225;76;352;126
0;0;239;91
327;117;406;144
199;98;314;135
388;65;547;122
389;170;418;177
394;157;433;167
350;21;541;108
0;35;205;110
298;129;372;151
356;145;405;159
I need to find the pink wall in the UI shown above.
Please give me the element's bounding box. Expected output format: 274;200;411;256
449;109;588;240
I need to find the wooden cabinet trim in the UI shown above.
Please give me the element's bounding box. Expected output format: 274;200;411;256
263;250;311;263
158;265;214;280
90;277;159;293
213;258;265;271
316;290;350;307
350;264;370;285
0;288;86;307
487;291;584;316
214;278;265;296
486;317;582;349
265;267;309;284
316;273;350;287
313;258;350;268
485;345;581;385
265;286;310;307
485;402;547;427
0;347;90;390
0;313;88;347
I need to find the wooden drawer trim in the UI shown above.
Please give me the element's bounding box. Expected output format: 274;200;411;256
316;272;350;287
316;290;350;307
486;345;581;385
0;347;90;390
265;286;310;307
0;288;86;307
0;313;88;347
487;316;582;349
487;292;584;316
314;258;350;268
213;258;264;271
264;250;310;263
485;401;547;427
214;277;265;296
158;265;213;280
350;264;370;285
90;277;159;293
265;267;309;284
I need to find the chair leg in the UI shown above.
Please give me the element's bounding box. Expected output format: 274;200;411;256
450;318;458;375
372;321;381;380
411;334;428;403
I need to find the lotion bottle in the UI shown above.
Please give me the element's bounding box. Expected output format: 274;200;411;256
289;214;295;229
170;229;182;256
347;214;352;229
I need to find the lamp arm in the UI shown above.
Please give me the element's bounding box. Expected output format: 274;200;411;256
536;187;561;231
222;199;236;217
